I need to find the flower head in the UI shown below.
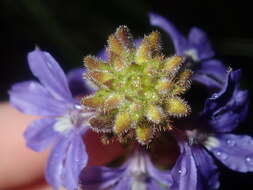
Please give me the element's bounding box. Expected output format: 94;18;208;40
81;26;192;145
9;48;94;190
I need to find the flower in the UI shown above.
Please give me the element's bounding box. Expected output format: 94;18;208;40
80;149;173;190
8;16;251;190
171;139;219;190
81;26;193;145
170;69;251;189
149;13;227;91
9;48;94;190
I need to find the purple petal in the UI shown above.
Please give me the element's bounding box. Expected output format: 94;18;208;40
206;70;241;106
145;155;173;187
203;70;249;132
9;81;68;116
149;12;188;55
188;27;214;60
24;118;59;152
193;59;227;90
134;38;142;48
81;166;125;190
45;136;70;190
46;130;87;190
171;142;197;190
97;48;108;61
191;146;220;189
113;176;131;190
67;68;96;97
28;48;72;102
148;180;165;190
207;134;253;173
63;132;88;190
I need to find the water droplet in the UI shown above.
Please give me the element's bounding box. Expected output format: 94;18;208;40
226;139;235;146
74;104;82;110
167;179;173;187
215;151;228;160
245;156;253;165
46;61;53;69
75;158;80;162
213;94;218;98
178;168;187;176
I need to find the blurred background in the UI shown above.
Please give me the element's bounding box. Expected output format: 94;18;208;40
0;0;252;189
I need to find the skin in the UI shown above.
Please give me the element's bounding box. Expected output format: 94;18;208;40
0;103;124;190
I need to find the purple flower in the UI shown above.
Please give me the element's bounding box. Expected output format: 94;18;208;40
171;70;250;189
9;48;94;190
80;149;173;190
203;69;249;132
171;140;219;190
149;13;227;90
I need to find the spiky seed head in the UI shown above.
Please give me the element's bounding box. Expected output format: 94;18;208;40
83;56;108;70
81;94;105;109
81;26;193;145
165;97;191;117
136;37;151;64
135;123;154;145
107;34;125;56
103;93;124;112
145;105;164;124
155;78;172;94
115;25;134;50
176;69;193;89
112;56;126;71
114;112;132;134
89;115;113;133
163;56;183;76
85;71;114;88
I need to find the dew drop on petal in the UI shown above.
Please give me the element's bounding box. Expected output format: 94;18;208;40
215;151;228;160
221;153;228;160
212;93;218;98
168;180;173;187
46;61;53;69
226;139;235;146
74;104;83;110
178;168;187;176
245;156;253;166
216;151;221;156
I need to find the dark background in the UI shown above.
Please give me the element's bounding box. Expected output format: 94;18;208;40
1;0;253;189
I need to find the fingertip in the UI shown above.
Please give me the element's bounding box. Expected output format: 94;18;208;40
0;103;49;189
0;103;125;189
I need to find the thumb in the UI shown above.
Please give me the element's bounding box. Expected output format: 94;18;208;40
0;103;124;190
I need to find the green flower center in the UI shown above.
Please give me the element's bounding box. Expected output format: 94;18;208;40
81;26;192;145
